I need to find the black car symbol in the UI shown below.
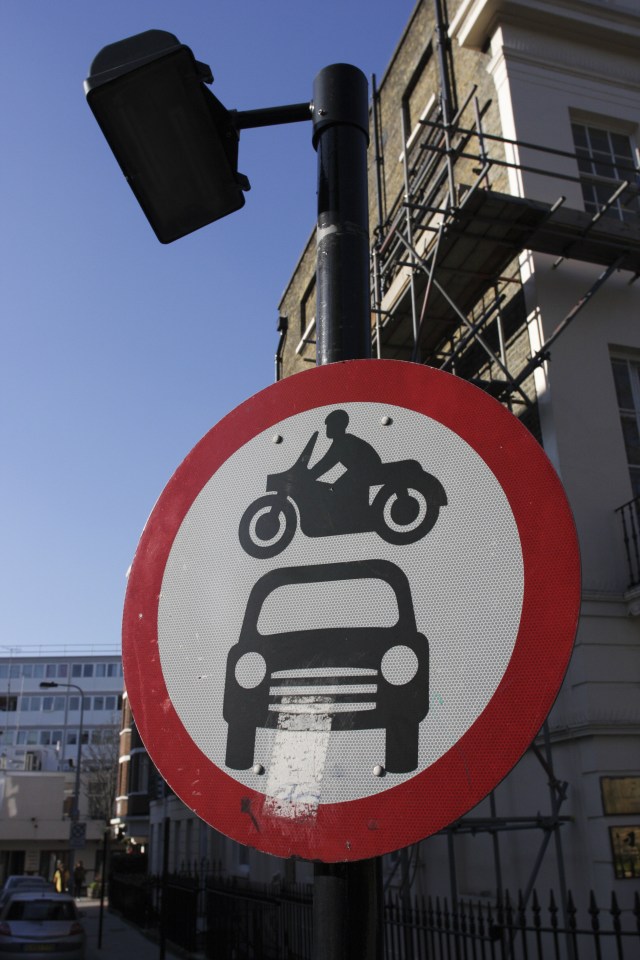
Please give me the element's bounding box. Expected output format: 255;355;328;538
223;559;429;775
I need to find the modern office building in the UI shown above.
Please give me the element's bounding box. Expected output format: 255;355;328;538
0;649;122;883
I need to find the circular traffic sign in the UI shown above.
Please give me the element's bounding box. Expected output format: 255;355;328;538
123;359;580;862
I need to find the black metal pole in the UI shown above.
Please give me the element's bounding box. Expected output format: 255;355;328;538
313;63;371;364
97;828;109;949
159;817;170;960
310;63;381;960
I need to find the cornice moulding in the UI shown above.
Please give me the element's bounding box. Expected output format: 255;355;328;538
451;0;640;54
487;28;640;93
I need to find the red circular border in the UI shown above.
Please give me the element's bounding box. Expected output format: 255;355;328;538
123;360;580;862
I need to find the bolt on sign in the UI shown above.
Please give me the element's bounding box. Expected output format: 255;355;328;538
123;359;580;862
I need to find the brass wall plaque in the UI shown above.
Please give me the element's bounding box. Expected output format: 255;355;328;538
601;776;640;815
609;826;640;880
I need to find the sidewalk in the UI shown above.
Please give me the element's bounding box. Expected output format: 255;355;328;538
80;897;184;960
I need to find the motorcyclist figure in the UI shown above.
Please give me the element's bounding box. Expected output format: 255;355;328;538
308;409;382;515
238;407;447;557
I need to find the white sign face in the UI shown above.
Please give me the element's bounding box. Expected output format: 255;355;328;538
157;402;523;806
124;360;579;862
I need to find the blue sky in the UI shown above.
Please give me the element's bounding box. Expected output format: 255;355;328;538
0;1;417;652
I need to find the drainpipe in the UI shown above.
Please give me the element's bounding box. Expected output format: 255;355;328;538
275;315;288;381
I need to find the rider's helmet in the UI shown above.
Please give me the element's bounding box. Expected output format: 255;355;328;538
325;409;349;436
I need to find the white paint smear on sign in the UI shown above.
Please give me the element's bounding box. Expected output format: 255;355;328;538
263;710;332;819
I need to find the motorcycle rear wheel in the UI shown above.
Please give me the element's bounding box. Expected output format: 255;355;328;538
372;478;444;545
238;494;297;558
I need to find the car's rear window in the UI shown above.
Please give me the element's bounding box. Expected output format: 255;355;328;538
257;578;400;634
7;900;76;921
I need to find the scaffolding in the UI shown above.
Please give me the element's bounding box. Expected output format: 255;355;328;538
370;80;640;419
367;0;640;920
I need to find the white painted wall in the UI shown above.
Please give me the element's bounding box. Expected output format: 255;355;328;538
442;0;640;904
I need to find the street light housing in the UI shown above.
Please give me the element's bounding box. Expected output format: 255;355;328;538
85;30;249;243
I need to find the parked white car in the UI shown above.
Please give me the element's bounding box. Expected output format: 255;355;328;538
0;891;85;960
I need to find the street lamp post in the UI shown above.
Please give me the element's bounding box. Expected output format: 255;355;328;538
40;681;85;821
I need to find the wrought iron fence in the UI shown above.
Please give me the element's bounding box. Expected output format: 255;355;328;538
205;876;312;960
109;868;640;959
383;889;640;960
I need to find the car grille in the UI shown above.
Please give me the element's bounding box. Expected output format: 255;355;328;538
268;667;378;714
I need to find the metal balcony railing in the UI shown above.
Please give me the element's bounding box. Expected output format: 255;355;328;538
615;495;640;589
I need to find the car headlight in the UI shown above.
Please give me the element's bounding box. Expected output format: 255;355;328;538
235;652;267;689
380;645;419;685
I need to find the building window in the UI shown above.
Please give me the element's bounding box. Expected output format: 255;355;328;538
17;730;38;745
612;357;640;496
69;696;80;712
72;664;82;678
93;697;104;712
0;696;17;712
572;123;638;222
83;664;94;678
401;43;434;141
129;752;150;794
57;664;68;678
45;664;57;678
0;665;20;680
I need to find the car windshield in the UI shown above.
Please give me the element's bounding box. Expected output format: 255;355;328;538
7;900;76;921
256;577;400;634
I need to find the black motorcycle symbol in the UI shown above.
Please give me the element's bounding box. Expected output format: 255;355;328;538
239;409;447;559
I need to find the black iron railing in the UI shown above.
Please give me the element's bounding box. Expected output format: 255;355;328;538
109;867;640;960
615;495;640;588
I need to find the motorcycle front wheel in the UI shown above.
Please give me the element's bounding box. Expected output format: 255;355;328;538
238;494;297;559
372;476;446;545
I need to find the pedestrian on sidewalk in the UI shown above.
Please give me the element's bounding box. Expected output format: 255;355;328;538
73;861;86;898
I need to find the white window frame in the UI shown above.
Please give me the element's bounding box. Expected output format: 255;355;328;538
611;355;640;497
571;119;639;223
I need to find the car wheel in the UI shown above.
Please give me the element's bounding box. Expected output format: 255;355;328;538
225;724;256;770
385;722;420;774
